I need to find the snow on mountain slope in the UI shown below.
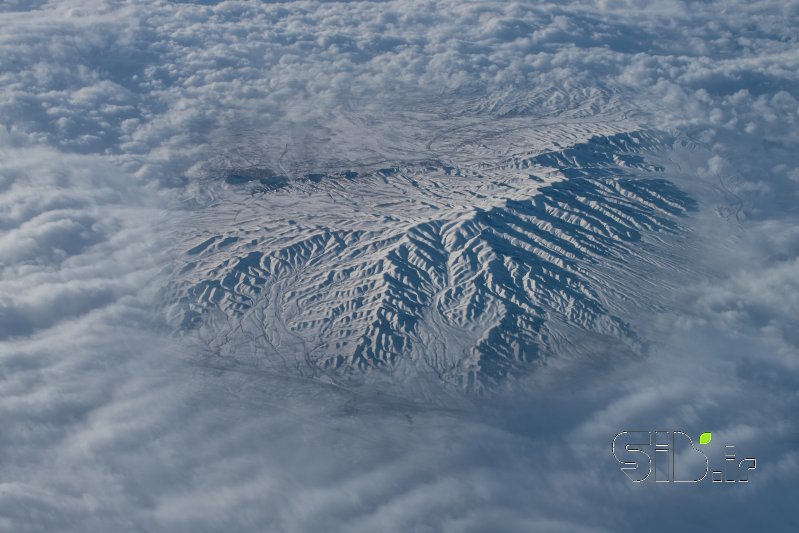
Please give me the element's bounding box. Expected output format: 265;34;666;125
166;125;697;392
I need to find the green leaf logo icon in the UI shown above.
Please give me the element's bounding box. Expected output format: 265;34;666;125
699;432;712;445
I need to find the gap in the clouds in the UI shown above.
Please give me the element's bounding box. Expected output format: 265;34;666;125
162;128;704;401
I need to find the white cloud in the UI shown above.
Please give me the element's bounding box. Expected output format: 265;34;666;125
1;0;798;531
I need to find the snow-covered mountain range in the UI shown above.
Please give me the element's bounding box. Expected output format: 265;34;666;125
167;125;697;392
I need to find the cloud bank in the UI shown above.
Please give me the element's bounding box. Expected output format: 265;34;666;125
0;0;798;531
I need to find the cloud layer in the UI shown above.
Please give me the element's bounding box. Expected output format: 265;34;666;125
1;1;798;531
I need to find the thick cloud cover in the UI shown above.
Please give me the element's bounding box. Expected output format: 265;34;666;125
1;1;798;531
